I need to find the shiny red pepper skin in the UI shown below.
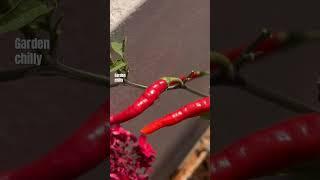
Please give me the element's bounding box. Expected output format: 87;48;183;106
140;97;210;135
110;79;168;125
211;113;320;180
0;101;108;179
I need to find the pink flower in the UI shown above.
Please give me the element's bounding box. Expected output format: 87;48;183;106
110;125;156;180
138;135;156;158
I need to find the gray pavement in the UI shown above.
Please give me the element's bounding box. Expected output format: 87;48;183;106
111;0;210;179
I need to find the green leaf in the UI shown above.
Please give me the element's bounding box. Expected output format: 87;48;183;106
110;59;127;73
0;0;54;33
111;41;124;58
211;51;235;78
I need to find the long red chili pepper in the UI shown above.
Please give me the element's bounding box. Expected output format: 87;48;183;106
222;32;289;62
110;77;182;125
212;31;309;73
211;113;320;180
226;31;312;62
0;101;108;179
140;97;210;135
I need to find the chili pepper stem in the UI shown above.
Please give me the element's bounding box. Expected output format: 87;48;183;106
123;78;148;89
161;76;184;87
182;85;209;97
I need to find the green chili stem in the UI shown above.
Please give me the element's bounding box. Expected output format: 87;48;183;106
123;79;148;89
55;62;107;86
182;85;209;97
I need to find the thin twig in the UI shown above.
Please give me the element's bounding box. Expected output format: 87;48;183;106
111;78;209;97
182;85;209;97
0;66;40;81
0;62;208;97
234;28;271;70
110;82;121;87
55;62;108;86
237;78;319;113
0;63;108;87
123;79;148;89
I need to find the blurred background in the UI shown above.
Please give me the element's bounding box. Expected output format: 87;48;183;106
0;1;106;179
212;0;320;179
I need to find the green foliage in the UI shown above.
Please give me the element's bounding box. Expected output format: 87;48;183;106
110;38;128;74
110;59;128;73
111;42;124;58
0;0;54;33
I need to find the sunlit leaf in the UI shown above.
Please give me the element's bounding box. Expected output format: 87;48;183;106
110;59;127;73
111;41;124;58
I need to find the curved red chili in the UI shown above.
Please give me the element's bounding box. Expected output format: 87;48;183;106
110;77;182;125
211;113;320;180
140;97;210;135
0;101;108;179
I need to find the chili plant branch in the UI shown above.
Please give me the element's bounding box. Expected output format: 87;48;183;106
0;66;40;81
235;77;320;113
212;30;320;81
55;62;107;86
0;62;108;86
110;71;209;97
234;28;271;70
123;78;148;89
181;85;209;97
212;29;320;113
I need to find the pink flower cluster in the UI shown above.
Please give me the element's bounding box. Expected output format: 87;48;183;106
110;125;156;180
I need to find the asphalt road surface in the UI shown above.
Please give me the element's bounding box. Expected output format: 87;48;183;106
110;0;210;179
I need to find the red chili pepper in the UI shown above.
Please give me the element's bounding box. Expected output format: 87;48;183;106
0;101;108;179
140;97;210;135
166;71;209;90
110;77;182;125
223;32;287;61
210;31;308;78
211;113;320;180
179;71;206;84
211;31;307;73
224;31;308;62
